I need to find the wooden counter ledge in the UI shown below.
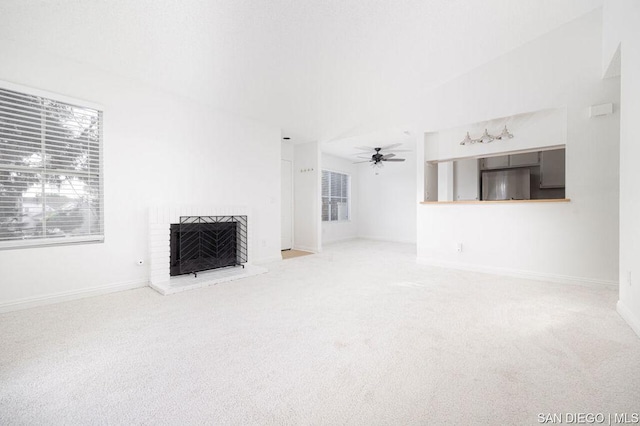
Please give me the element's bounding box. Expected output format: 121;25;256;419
420;198;571;205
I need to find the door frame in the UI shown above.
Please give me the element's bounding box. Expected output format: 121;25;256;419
281;159;294;250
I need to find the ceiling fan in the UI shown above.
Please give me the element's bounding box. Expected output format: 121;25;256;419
352;143;409;167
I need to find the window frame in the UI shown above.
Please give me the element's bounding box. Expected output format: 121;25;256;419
0;80;104;250
321;169;351;223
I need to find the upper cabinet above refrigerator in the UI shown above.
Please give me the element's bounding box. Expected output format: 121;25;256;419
481;155;509;169
509;152;540;167
480;152;540;169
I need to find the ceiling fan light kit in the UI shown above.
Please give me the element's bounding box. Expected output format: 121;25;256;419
459;125;514;145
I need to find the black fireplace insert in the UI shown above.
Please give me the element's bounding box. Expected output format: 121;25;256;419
170;216;248;277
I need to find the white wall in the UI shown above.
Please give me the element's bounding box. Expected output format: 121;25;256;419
357;144;417;244
321;153;358;244
281;141;294;162
453;159;479;201
437;162;454;202
293;142;320;252
281;140;294;251
0;39;282;310
603;0;640;336
416;9;620;286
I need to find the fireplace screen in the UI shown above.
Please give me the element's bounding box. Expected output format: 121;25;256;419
170;216;248;277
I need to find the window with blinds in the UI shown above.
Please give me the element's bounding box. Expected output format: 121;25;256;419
0;83;103;249
322;170;350;222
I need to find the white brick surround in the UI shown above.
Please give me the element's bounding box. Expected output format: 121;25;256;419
148;205;265;294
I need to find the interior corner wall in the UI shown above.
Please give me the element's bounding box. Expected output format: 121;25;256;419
281;141;294;162
320;153;358;244
0;39;282;310
416;9;620;286
293;142;320;252
357;144;417;244
604;0;640;336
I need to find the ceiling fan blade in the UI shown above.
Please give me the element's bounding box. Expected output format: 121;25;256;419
385;149;412;153
380;143;402;151
353;160;371;164
354;146;376;151
383;158;405;162
381;153;396;159
356;155;372;159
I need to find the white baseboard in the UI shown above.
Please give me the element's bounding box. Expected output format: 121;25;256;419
416;257;617;288
617;300;640;338
0;279;149;313
358;235;417;244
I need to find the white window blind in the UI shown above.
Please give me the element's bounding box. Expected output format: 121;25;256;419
0;83;103;249
322;170;350;222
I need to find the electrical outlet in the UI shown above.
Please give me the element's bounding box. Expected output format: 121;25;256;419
261;239;267;248
456;243;463;253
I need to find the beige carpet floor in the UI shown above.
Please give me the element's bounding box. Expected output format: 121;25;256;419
281;249;313;260
1;239;639;425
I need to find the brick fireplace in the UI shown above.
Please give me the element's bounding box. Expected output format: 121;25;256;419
148;206;266;295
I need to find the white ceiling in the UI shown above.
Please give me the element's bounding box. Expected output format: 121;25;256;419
321;128;416;161
0;0;602;151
